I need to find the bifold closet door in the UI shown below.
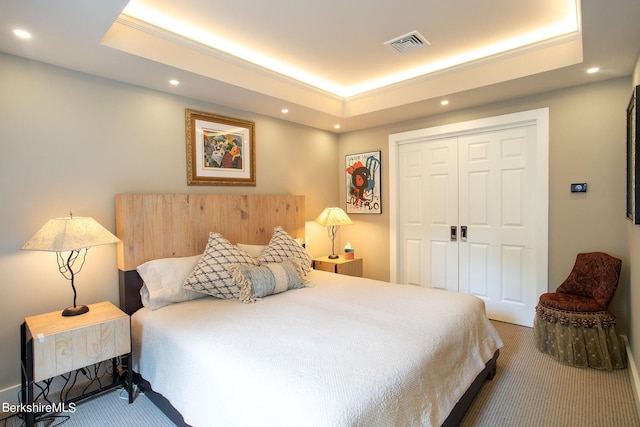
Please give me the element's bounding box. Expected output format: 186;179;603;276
397;124;538;326
398;136;458;292
457;125;537;325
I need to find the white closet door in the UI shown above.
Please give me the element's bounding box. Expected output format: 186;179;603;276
457;125;537;326
390;109;548;327
398;137;458;292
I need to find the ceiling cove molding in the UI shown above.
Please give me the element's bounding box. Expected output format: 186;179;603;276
103;16;346;117
103;14;582;120
343;34;583;117
108;15;345;99
344;29;583;102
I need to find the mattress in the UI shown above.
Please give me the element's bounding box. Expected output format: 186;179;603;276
131;269;502;427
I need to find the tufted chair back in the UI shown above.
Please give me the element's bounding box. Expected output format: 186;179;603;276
555;252;622;311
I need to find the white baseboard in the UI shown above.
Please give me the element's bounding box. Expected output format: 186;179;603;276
622;335;640;421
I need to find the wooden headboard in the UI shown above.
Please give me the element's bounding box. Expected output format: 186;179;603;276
115;194;305;314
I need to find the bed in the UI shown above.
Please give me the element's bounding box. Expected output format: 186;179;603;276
116;194;502;427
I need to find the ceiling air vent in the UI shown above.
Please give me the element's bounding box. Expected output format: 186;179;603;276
384;31;430;54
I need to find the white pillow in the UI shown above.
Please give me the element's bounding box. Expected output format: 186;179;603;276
137;255;205;310
236;243;268;258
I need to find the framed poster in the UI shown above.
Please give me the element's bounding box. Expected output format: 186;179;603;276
185;109;256;186
627;86;640;223
345;150;381;214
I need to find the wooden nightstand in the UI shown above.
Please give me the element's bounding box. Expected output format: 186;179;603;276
313;256;363;277
21;301;133;426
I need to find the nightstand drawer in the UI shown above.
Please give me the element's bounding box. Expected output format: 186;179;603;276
313;256;363;277
313;260;338;273
25;302;130;382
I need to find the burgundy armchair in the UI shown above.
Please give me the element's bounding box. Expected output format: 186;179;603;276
534;252;625;369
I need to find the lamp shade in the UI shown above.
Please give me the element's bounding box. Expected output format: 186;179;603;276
22;216;120;252
314;207;353;227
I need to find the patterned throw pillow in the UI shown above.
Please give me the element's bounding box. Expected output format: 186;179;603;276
183;232;259;299
229;258;311;304
258;226;312;273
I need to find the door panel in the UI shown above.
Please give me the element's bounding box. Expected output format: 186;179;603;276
429;240;449;290
501;245;525;303
405;239;422;286
398;137;458;291
467;242;490;297
458;125;537;326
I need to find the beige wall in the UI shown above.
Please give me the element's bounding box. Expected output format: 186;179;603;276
1;49;636;398
0;52;338;392
338;77;631;332
628;54;640;395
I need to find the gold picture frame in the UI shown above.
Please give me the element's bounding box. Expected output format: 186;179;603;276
627;86;640;223
185;109;256;186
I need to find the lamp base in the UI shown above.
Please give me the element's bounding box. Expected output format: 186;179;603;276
62;305;89;317
328;254;339;259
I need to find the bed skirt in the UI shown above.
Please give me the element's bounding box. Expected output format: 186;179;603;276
534;305;626;370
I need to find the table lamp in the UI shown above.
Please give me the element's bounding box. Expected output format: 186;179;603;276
314;207;353;259
22;213;120;316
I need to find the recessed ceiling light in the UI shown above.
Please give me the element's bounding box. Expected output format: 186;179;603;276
440;100;449;106
586;67;600;74
334;124;341;129
281;108;289;114
13;29;32;39
169;79;180;85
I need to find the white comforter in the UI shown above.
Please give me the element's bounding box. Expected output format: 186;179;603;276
131;270;502;427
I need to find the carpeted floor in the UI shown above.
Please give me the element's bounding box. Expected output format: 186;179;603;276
3;321;638;426
1;387;175;427
460;321;640;427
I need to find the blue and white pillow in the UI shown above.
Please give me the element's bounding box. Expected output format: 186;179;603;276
230;258;310;303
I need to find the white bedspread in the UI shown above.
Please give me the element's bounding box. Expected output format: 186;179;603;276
131;270;502;427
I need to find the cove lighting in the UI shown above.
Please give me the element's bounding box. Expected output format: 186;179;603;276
123;1;580;99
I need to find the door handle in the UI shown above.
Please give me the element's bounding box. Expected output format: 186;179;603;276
450;226;457;241
461;226;467;242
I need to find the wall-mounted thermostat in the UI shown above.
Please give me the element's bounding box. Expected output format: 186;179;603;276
570;183;587;193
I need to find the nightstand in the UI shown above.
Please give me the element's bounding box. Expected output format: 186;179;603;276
313;256;363;277
21;301;132;426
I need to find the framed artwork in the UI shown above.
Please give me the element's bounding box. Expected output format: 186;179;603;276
185;109;256;186
345;150;381;214
627;86;640;223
